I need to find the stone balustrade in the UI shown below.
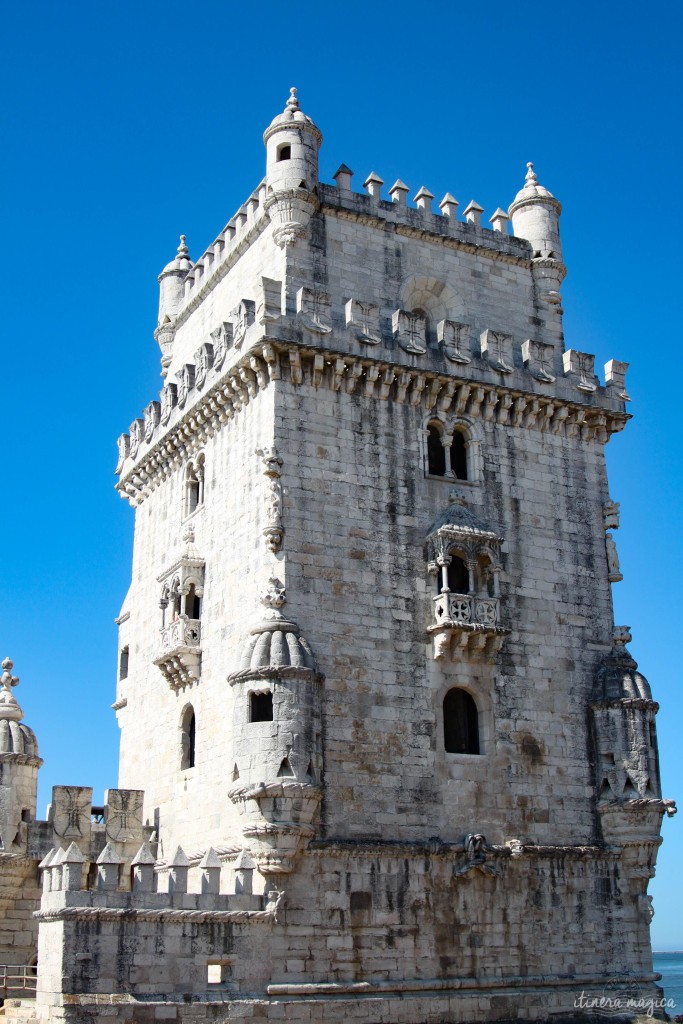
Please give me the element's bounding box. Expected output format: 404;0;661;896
433;593;500;627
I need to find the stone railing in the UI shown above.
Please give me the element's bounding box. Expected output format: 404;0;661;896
433;593;499;627
160;615;201;652
0;964;37;998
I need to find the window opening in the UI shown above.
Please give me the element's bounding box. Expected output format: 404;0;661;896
185;584;201;619
427;424;446;476
443;688;480;754
250;691;273;722
181;707;196;769
277;144;291;161
119;646;129;680
446;555;470;595
452;431;468;480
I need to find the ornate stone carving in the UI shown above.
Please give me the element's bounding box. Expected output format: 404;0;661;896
480;330;513;373
437;320;471;364
522;339;556;382
143;401;160;442
104;789;144;844
194;343;214;389
155;532;205;690
257;447;285;553
257;277;282;325
233;300;255;349
297;288;332;334
159;383;177;426
605;359;631;401
603;500;620;531
50;787;93;842
345;299;381;344
129;418;144;458
211;322;233;370
456;834;498;877
115;433;130;474
563;349;597;392
605;532;623;583
176;364;195;409
392;309;426;354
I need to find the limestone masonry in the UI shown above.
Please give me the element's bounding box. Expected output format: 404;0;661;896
1;89;676;1023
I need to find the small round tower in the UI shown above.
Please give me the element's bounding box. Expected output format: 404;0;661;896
154;235;192;376
263;87;322;194
508;163;562;261
0;658;42;853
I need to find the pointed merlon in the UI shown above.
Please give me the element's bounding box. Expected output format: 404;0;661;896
363;171;384;200
53;847;67;865
464;200;484;226
131;842;156;866
333;164;354;192
389;180;410;206
490;208;510;233
234;849;256;870
63;842;85;864
169;845;190;867
199;847;222;870
39;848;56;870
414;187;434;214
97;842;124;865
439;194;459;218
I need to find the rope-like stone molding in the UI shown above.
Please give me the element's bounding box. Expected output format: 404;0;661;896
34;904;278;925
117;340;628;507
306;839;619;861
266;971;660;998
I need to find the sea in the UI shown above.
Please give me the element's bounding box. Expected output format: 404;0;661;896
654;952;683;1016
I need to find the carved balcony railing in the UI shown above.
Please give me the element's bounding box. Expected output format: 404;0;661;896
154;615;201;690
429;593;509;661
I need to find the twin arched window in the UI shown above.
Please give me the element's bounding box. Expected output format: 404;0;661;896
443;688;480;755
427;423;468;480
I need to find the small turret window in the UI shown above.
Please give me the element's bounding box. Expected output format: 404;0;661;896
250;691;273;722
119;646;129;681
180;705;196;770
277;144;291;162
443;688;480;755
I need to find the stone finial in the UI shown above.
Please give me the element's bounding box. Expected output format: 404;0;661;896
389;180;410;207
286;86;299;112
96;841;123;892
177;235;189;259
0;658;23;722
464;201;484;226
525;161;538;186
490;208;510;233
414;187;434;214
439;194;459;218
333;164;354;192
199;847;222;895
363;171;384;201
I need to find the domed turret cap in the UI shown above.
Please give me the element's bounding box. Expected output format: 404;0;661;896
509;163;561;215
231;579;320;678
263;88;322;145
0;658;40;758
593;628;653;702
159;235;192;278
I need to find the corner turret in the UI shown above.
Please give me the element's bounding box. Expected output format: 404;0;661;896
155;235;192;376
263;89;322;249
0;658;42;853
508;162;562;261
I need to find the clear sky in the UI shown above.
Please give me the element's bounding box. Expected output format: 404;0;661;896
1;0;681;949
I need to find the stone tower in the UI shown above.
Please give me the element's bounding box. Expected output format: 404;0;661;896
6;90;675;1024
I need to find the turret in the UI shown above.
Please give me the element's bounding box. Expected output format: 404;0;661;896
263;87;322;193
508;162;562;261
263;89;322;249
0;658;42;853
154;235;192;377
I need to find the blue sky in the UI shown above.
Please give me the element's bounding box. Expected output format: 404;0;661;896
1;1;681;949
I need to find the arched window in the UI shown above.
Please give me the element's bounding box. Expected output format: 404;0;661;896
446;554;470;594
443;688;480;754
277;144;291;162
180;706;196;770
427;424;446;476
119;646;129;681
451;430;468;480
250;691;273;723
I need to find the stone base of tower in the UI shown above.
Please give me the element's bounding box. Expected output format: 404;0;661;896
22;840;668;1024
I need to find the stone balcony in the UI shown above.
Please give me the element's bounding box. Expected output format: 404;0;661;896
154;615;201;690
429;593;509;661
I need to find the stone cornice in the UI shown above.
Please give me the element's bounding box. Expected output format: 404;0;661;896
307;838;617;860
116;336;629;506
34;905;277;925
0;752;43;768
